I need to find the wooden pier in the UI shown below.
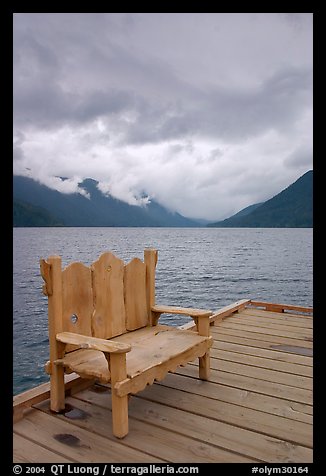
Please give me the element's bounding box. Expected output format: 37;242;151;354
13;300;313;463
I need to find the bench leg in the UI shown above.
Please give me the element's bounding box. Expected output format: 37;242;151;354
111;393;129;438
199;351;210;380
197;318;211;380
108;353;129;438
50;366;65;412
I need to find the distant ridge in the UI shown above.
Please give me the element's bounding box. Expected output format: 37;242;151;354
13;175;199;227
208;170;312;228
228;202;264;219
13;199;63;226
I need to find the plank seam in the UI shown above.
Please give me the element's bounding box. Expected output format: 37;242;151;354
186;363;313;392
214;324;313;342
210;342;313;367
211;332;313;352
154;378;313;422
13;429;80;463
33;402;170;463
174;369;312;405
223;317;313;331
133;392;313;449
208;355;313;378
69;393;263;463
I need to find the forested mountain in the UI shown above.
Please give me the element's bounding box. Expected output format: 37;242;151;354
208;170;312;228
13;176;199;227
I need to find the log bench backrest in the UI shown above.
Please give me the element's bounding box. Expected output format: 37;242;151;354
40;249;158;354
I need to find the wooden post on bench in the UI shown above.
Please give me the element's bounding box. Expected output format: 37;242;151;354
108;353;129;438
41;256;66;413
144;249;158;326
197;317;210;380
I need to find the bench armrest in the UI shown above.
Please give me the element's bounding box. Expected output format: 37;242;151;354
151;305;212;337
151;305;212;319
56;332;131;354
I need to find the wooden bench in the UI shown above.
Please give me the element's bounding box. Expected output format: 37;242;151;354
40;249;213;438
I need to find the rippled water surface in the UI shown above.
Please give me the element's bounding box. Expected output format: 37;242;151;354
13;227;313;394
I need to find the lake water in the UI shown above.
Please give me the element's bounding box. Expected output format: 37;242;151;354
13;227;313;395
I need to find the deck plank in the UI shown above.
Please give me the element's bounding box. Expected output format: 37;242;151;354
13;303;313;463
199;357;312;388
243;308;313;323
14;410;164;462
131;383;312;447
35;396;254;463
225;314;312;333
157;373;313;423
213;323;312;346
177;365;312;404
211;329;313;353
217;321;312;341
212;340;313;367
210;348;312;376
13;433;75;463
72;386;312;462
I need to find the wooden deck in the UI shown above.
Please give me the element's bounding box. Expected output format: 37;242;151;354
13;301;313;463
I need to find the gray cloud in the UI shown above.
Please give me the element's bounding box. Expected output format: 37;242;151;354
13;13;313;220
13;130;26;162
284;145;313;169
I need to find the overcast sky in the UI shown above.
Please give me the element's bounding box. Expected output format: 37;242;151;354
13;13;313;220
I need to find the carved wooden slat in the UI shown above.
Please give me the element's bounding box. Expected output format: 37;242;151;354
62;262;93;345
40;259;53;296
144;249;158;325
91;252;126;339
124;258;148;331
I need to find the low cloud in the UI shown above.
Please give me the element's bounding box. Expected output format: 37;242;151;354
13;13;313;220
284;145;313;169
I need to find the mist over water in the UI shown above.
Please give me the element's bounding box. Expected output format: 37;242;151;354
13;227;312;395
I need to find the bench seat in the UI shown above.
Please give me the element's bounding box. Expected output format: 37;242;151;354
55;325;212;388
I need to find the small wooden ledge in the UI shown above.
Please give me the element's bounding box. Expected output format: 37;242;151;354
152;305;212;317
